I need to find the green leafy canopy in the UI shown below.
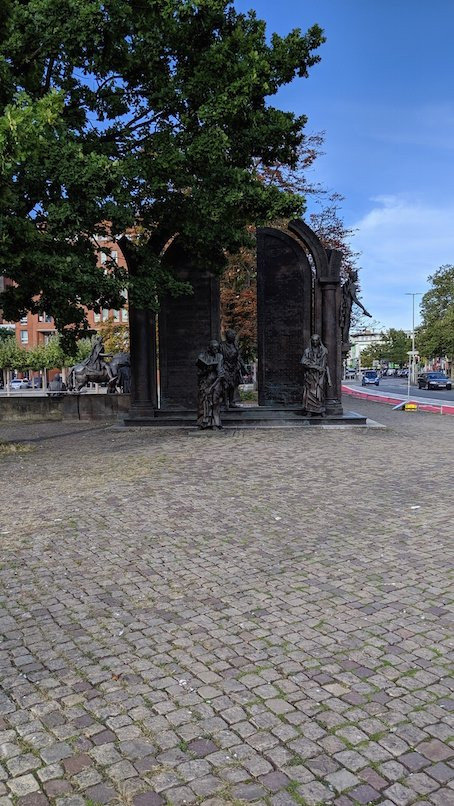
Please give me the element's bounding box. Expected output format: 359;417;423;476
0;0;324;348
360;328;411;368
417;265;454;363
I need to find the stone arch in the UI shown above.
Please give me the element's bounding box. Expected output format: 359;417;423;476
256;227;313;406
159;239;220;409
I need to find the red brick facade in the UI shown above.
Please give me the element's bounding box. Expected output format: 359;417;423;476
12;238;128;349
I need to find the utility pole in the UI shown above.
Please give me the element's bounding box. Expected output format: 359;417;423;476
405;292;422;390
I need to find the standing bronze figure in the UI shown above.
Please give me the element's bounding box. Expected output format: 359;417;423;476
220;329;247;409
301;334;331;416
196;340;225;429
340;270;372;350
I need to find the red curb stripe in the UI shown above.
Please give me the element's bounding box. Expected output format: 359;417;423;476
341;385;454;416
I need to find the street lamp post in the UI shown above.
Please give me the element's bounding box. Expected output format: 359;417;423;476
405;292;423;393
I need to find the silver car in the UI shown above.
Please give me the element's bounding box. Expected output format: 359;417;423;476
10;378;29;390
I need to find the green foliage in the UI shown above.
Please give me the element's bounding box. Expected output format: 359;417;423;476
97;317;130;353
384;328;412;366
418;265;454;362
0;0;325;350
359;329;411;367
0;327;14;341
75;338;93;363
239;388;257;401
0;335;27;369
358;342;383;368
0;334;92;371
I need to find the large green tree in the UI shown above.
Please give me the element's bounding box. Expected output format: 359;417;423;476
0;0;324;348
359;328;411;368
417;265;454;376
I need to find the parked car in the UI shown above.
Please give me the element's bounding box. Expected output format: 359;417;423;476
27;377;43;389
10;378;29;390
362;370;379;387
345;368;356;379
417;371;452;390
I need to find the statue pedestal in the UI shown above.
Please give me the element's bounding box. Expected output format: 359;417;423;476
123;406;367;428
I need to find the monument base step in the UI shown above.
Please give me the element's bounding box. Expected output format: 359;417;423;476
123;406;367;428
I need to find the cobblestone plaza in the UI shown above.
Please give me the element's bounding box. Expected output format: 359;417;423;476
1;399;453;806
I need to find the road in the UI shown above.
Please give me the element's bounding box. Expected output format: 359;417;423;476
349;376;454;402
2;376;454;403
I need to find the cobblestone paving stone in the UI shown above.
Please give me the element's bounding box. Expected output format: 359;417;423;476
0;398;453;806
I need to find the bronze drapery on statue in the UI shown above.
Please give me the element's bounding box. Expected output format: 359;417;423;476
300;334;330;416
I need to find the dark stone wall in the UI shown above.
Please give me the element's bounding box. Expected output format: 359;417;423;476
257;228;312;406
159;244;220;409
0;394;131;422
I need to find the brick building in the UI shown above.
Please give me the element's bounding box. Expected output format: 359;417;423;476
12;238;129;349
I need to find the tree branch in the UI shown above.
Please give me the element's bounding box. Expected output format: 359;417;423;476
41;57;56;95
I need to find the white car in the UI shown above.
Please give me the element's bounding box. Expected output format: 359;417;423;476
10;378;29;390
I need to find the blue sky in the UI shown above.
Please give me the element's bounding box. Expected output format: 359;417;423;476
235;0;454;331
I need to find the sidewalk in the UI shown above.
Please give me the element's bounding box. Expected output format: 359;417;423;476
0;409;453;806
342;382;454;415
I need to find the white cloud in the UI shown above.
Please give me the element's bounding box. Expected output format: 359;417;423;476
352;195;454;329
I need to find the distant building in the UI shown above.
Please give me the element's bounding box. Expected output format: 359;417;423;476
7;237;129;350
348;329;385;366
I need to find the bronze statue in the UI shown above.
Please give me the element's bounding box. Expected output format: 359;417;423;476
300;334;331;416
220;329;247;409
106;352;130;393
340;270;372;349
67;337;130;393
116;360;131;394
47;373;67;397
196;340;225;429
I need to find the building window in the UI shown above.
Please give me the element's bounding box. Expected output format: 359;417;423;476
111;250;118;261
20;316;28;325
113;310;120;322
121;308;128;323
102;309;109;321
94;312;101;323
100;252;107;264
20;330;29;343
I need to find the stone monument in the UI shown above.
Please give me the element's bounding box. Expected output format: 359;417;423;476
125;219;368;426
257;220;343;415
